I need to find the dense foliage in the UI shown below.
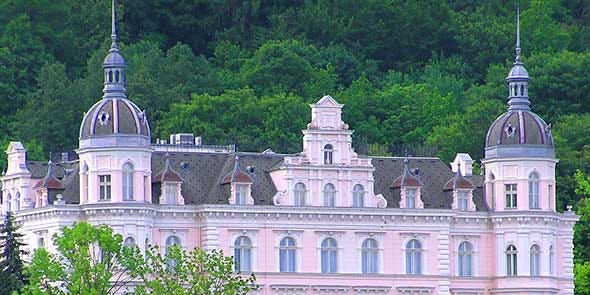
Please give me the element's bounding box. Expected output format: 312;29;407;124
20;222;255;295
1;0;590;289
0;212;28;295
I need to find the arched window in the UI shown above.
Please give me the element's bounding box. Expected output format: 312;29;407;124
108;71;113;83
352;184;364;207
549;245;554;275
124;237;136;248
294;182;306;206
405;239;422;274
165;235;181;269
321;238;338;273
530;244;541;276
323;183;336;207
6;193;11;212
279;237;296;272
234;236;252;272
122;163;134;201
506;245;518;276
14;192;20;211
361;238;378;274
115;70;120;83
458;241;473;276
529;172;540;209
323;144;333;165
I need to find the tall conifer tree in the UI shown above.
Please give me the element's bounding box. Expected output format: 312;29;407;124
0;212;28;294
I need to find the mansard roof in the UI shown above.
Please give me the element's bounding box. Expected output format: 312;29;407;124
24;152;487;211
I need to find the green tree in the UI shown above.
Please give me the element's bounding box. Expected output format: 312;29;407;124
129;245;255;295
20;222;137;295
573;171;590;294
0;212;28;295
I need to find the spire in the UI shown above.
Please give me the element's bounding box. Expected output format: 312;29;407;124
102;0;127;99
111;0;118;49
515;5;521;63
506;4;531;111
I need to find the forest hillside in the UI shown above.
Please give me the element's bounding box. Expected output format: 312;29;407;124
2;0;590;290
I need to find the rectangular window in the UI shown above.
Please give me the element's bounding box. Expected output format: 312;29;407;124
99;175;111;200
235;185;248;205
406;189;416;209
165;184;177;204
458;192;468;211
505;184;517;208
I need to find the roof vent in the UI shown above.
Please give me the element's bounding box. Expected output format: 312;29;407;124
180;162;190;172
247;166;256;174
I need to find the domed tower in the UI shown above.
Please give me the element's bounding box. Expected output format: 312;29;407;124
483;9;555;212
76;0;152;204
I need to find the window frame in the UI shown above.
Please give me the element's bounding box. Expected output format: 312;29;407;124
505;184;517;209
99;175;112;200
293;182;306;206
458;191;469;211
405;188;417;209
323;144;334;165
320;238;338;273
279;237;297;273
528;172;540;209
323;183;336;207
352;184;365;208
122;163;134;201
530;244;541;276
234;236;252;272
361;238;379;274
457;241;473;277
235;184;248;205
405;239;422;275
506;245;518;276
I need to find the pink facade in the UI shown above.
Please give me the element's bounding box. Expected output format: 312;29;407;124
0;4;579;295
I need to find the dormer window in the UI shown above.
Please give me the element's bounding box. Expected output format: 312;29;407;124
458;192;469;211
406;188;416;209
154;156;185;205
122;163;134;201
235;184;248;205
99;175;112;200
323;144;333;165
164;183;178;204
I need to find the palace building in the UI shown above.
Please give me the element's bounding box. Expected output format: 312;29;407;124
0;3;577;295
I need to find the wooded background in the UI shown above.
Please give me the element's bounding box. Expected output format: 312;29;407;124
1;0;590;289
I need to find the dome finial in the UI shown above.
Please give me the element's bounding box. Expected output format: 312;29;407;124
111;0;118;49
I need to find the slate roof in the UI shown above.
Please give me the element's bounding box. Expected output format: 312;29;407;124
26;152;488;211
27;161;79;204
